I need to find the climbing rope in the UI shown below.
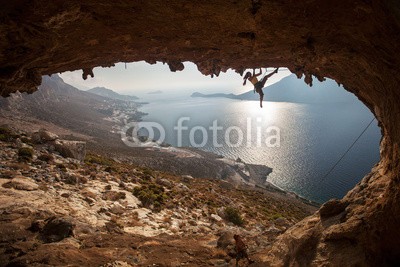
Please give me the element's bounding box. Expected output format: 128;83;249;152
260;67;276;79
260;68;269;79
320;117;376;182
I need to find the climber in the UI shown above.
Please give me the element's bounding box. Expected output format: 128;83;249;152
233;234;254;266
243;67;279;108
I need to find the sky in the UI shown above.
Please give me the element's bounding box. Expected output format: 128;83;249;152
59;61;292;96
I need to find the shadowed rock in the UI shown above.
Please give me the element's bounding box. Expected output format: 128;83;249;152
40;217;75;243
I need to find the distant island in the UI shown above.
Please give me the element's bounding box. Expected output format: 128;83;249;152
147;90;163;94
87;86;139;101
192;75;356;104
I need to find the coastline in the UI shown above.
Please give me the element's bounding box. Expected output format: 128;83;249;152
133;101;320;208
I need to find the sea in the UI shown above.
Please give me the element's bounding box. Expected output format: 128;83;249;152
136;91;381;204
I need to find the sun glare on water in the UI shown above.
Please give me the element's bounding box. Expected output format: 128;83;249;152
242;100;279;124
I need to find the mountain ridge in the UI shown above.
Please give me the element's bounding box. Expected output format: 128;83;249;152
192;75;357;104
87;86;139;101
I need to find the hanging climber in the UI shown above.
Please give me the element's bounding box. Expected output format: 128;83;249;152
243;67;279;108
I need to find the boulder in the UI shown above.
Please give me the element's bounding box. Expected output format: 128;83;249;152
181;175;194;183
156;177;173;188
40;217;74;243
2;176;39;191
176;183;189;191
319;199;348;219
210;214;223;222
264;226;283;241
54;140;86;161
31;129;59;143
109;202;125;215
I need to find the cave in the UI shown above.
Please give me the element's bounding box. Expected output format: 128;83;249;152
1;0;400;265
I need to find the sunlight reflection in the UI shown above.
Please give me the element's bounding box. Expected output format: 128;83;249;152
242;101;279;123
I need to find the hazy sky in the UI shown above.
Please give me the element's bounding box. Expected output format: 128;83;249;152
59;61;292;95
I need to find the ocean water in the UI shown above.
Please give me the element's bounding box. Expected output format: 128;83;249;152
137;93;381;203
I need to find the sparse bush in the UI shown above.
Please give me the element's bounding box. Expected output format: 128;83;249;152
206;199;216;207
224;206;244;226
104;166;117;173
132;183;169;212
143;168;153;175
67;162;79;170
102;190;126;201
0;127;17;142
18;147;34;162
56;163;67;172
84;153;114;166
63;174;79;185
270;213;283;220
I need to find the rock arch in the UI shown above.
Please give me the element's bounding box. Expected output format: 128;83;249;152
1;0;399;265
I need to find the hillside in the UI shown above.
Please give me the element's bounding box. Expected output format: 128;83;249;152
0;75;143;143
0;76;274;182
192;75;357;104
0;128;317;266
87;86;139;101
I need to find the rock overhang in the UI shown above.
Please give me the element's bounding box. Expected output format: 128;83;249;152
1;0;400;265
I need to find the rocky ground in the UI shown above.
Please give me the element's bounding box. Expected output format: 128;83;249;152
0;127;317;266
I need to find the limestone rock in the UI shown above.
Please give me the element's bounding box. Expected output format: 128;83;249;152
2;176;39;191
109;202;125;215
31;129;59;143
54;140;86;161
319;199;348;219
210;214;223;222
181;175;194;184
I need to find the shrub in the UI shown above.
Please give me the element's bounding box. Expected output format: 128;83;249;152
56;163;67;172
224;206;244;226
18;147;34;162
84;153;114;166
132;183;169;212
142;169;153;176
270;213;283;220
0;127;17;142
104;166;117;173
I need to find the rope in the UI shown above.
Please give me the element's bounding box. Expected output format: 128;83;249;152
260;68;269;79
260;68;274;79
320;117;376;182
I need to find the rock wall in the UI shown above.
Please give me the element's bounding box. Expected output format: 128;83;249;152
1;0;400;265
